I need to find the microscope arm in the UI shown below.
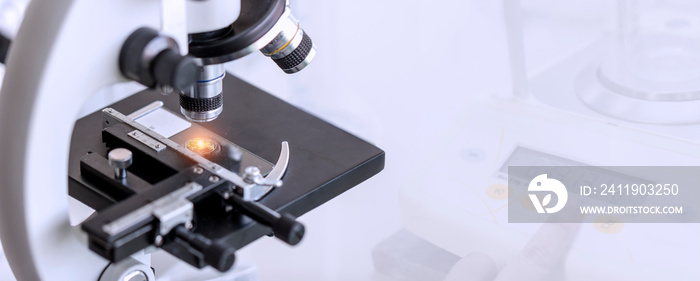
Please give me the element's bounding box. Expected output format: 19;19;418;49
0;0;172;279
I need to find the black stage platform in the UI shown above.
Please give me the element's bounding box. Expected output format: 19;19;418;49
68;74;384;269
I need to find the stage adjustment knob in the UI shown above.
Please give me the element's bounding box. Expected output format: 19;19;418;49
108;148;132;179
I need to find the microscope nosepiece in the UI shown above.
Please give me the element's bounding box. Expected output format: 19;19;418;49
261;13;316;74
180;64;225;122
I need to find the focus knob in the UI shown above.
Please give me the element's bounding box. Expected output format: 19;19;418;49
119;27;198;93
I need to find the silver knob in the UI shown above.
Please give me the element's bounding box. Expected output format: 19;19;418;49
242;166;283;187
108;148;133;179
242;166;262;184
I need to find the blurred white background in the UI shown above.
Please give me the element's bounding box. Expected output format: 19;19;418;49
225;1;514;280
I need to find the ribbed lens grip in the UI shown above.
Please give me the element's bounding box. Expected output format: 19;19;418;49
272;32;312;70
180;94;223;112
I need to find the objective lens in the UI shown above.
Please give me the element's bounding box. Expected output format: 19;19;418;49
260;12;316;74
180;64;225;122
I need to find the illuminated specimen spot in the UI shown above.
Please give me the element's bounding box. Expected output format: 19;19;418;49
186;137;219;156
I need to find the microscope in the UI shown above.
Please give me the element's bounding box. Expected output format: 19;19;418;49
0;0;384;280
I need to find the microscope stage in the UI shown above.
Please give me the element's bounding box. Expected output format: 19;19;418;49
68;74;384;268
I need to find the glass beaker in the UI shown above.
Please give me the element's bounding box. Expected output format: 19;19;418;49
599;0;700;101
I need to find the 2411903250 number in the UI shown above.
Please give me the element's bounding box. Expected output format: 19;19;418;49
600;183;679;196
